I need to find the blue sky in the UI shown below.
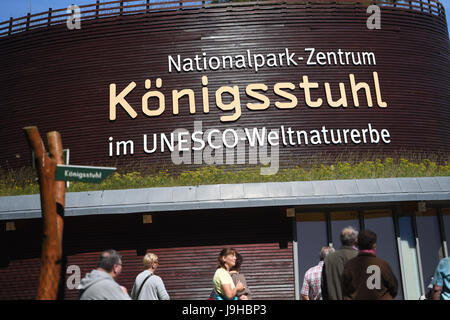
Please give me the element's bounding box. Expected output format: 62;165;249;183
0;0;449;34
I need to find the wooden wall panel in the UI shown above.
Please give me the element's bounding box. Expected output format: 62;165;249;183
0;207;295;300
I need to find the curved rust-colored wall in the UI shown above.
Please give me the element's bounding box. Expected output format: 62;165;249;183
0;1;449;171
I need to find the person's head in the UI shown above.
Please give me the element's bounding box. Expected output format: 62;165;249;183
340;226;359;246
143;253;159;271
97;249;122;279
357;229;377;250
230;252;243;272
319;246;335;261
217;248;237;271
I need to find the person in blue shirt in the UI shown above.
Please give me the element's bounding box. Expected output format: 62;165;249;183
431;257;450;300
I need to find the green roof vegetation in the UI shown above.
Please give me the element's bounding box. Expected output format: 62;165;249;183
0;157;449;196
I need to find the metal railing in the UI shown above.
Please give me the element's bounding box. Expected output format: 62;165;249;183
0;0;446;38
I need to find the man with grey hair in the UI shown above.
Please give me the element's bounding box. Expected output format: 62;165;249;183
78;249;131;300
301;246;335;300
321;226;359;300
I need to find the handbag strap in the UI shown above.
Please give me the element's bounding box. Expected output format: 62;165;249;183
136;273;153;299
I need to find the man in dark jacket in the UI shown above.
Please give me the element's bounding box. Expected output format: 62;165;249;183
321;226;358;300
321;226;359;300
342;229;398;300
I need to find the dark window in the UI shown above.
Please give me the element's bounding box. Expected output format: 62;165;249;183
330;211;360;249
416;210;444;288
296;212;328;287
443;209;450;256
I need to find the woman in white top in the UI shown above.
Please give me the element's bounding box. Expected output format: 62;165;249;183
212;248;245;300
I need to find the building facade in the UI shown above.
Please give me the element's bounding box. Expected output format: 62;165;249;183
0;0;449;300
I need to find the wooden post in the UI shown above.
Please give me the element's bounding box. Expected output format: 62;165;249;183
24;127;65;300
8;17;12;36
48;8;52;27
26;13;31;31
96;1;100;19
48;131;66;300
47;132;65;266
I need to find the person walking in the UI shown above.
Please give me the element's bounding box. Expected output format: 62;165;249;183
321;226;359;300
431;257;450;300
342;229;398;300
78;249;131;300
301;246;335;300
211;248;245;300
131;253;170;300
229;251;252;300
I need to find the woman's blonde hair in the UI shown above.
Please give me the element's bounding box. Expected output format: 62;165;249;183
143;253;159;269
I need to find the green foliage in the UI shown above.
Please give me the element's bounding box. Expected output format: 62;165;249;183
0;158;449;196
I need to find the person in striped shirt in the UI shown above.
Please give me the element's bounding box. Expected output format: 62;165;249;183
301;246;335;300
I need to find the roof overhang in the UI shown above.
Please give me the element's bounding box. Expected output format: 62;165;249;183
0;177;449;221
